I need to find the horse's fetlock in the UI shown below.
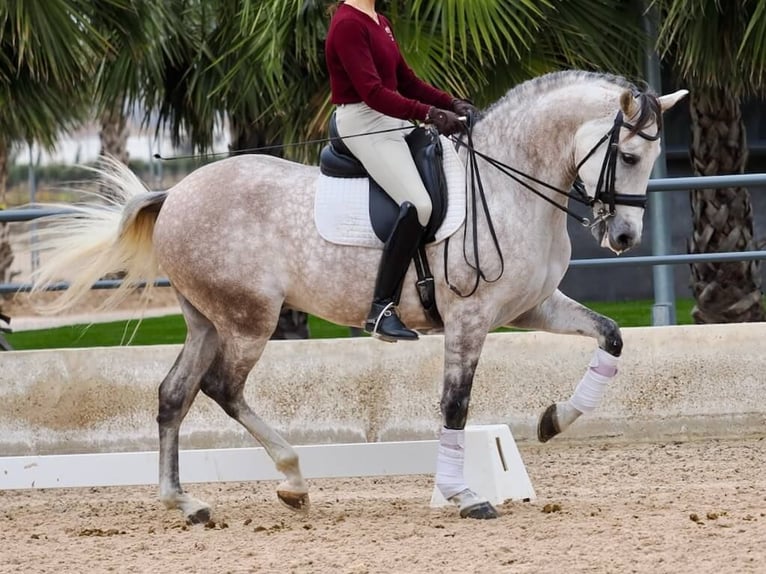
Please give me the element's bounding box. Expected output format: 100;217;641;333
276;453;301;475
603;335;623;357
597;317;622;357
441;396;471;430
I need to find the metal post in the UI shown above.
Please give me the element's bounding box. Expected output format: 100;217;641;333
28;143;39;273
643;3;676;325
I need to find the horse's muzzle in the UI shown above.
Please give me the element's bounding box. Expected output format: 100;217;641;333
592;219;640;254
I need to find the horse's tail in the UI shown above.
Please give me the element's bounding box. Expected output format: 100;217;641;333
30;157;167;315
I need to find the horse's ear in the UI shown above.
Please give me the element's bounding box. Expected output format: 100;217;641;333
658;89;689;112
619;90;639;118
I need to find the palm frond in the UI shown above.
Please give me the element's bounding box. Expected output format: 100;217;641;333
655;0;766;93
0;0;107;146
739;0;766;88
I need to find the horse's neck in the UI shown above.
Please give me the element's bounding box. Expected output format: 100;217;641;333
475;85;607;216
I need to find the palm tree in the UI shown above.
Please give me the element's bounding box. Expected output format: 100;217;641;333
89;0;171;209
148;1;647;157
655;0;766;323
0;1;106;285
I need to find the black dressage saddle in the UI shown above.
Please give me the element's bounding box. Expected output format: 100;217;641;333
318;112;449;243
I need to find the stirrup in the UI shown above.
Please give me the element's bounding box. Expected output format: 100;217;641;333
365;302;418;342
369;301;395;335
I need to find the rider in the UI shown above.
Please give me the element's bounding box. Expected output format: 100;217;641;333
325;0;477;341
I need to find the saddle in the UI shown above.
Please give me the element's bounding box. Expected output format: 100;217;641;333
319;113;449;242
318;113;449;326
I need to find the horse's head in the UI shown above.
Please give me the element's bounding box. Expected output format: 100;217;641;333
574;87;688;254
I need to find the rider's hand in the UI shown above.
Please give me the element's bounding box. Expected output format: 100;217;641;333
451;98;478;120
426;107;466;136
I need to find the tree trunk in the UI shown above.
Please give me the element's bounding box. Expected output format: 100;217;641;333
99;105;130;164
0;143;11;347
688;87;765;323
229;115;309;339
0;139;14;287
98;105;131;281
99;105;130;203
228;116;283;158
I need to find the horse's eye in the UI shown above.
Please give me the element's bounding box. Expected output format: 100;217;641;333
621;152;639;166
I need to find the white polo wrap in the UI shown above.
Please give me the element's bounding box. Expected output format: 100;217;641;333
435;427;468;500
569;348;619;413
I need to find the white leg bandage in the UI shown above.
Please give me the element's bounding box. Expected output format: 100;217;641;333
435;427;468;500
568;348;619;414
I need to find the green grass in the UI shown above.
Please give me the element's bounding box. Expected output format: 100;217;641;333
5;298;697;351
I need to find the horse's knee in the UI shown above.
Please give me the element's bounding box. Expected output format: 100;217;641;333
597;316;622;357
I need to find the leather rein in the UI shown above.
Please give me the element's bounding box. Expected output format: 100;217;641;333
459;109;660;228
444;109;660;298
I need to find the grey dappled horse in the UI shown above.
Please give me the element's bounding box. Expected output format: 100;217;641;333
32;71;686;521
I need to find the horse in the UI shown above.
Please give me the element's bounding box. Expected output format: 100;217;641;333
30;70;687;521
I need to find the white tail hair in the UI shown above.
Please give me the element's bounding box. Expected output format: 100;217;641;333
29;157;166;315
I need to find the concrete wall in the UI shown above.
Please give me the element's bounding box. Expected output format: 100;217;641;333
2;324;765;456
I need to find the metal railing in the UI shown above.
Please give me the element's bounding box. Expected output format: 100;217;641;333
571;172;766;268
1;172;765;314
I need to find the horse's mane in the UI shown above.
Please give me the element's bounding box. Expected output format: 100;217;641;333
484;70;661;134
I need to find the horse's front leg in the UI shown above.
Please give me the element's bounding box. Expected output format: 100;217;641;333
436;310;499;519
511;289;622;442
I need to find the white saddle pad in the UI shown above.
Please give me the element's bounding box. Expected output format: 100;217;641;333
314;136;466;248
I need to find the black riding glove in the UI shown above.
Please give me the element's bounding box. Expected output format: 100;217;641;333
451;98;478;120
426;107;466;136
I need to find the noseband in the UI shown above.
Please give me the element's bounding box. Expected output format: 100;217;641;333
572;110;660;226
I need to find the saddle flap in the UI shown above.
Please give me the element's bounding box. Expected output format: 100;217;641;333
369;127;448;243
405;128;448;242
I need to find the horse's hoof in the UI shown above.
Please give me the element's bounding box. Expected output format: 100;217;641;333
460;501;499;519
185;506;211;525
277;489;310;513
537;403;561;443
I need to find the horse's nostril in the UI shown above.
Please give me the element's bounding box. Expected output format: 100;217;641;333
617;233;633;248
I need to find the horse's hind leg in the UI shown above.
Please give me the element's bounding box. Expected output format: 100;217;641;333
511;289;622;442
200;333;309;512
157;296;219;523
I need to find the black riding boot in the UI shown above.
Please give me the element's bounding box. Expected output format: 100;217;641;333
365;202;425;342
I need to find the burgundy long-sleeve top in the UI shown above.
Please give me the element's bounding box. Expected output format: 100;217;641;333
325;3;453;122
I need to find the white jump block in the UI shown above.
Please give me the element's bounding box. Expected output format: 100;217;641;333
430;424;536;507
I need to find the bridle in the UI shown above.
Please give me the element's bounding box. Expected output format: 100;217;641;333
445;104;660;297
457;106;660;228
571;110;660;227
